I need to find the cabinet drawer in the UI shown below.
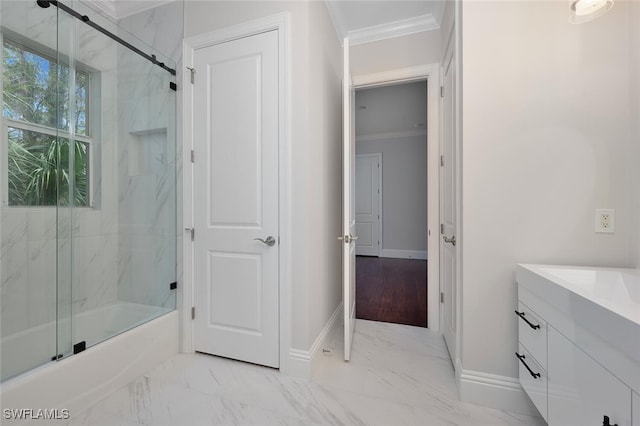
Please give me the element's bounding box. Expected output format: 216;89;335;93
516;301;547;369
517;344;547;422
548;327;631;426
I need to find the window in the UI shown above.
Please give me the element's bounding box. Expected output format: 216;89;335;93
2;37;92;207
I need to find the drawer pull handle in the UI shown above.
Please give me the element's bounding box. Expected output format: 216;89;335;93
515;310;541;330
515;352;541;379
603;415;618;426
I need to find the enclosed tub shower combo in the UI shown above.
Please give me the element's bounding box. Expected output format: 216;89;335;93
0;0;178;416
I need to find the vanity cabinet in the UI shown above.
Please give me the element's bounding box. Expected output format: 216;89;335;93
547;327;631;426
516;264;640;426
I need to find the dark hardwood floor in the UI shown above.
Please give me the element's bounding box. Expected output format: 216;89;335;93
356;256;427;328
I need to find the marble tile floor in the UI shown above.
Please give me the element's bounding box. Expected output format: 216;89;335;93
67;320;546;426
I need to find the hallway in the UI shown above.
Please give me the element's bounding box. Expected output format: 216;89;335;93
65;320;544;426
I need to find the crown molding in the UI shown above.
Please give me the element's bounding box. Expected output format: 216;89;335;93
348;14;439;46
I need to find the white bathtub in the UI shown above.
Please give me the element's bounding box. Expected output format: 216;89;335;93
1;302;173;382
0;304;178;425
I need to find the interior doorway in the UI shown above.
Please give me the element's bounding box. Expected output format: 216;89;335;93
353;81;428;328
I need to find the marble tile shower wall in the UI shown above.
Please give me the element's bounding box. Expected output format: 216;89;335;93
115;2;182;309
0;1;120;337
117;2;183;308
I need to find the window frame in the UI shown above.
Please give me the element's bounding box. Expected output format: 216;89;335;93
1;33;98;209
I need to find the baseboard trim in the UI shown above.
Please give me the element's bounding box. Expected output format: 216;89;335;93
287;349;311;378
286;302;343;378
457;359;541;417
310;302;342;376
380;249;427;260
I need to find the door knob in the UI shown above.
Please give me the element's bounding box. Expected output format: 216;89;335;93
442;235;456;246
254;236;276;247
338;234;358;244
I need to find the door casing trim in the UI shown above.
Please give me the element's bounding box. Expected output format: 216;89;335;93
353;63;440;332
181;13;291;372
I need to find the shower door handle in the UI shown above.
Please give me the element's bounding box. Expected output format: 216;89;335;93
254;236;276;247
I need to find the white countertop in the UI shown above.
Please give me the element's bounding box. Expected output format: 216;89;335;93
518;264;640;327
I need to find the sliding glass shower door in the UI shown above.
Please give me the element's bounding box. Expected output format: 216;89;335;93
0;0;177;381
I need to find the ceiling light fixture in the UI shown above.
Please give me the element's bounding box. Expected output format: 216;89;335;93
569;0;613;24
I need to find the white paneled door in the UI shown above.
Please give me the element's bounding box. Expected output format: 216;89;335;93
193;30;279;368
441;39;457;364
342;38;357;361
355;154;381;257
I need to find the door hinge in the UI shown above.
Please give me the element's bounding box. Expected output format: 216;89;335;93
190;150;195;163
440;86;444;98
169;82;177;91
440;224;444;234
440;292;444;303
169;281;177;290
440;155;445;167
185;227;195;241
191;307;195;320
187;67;196;84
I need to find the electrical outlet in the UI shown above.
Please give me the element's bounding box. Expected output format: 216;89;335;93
595;209;615;233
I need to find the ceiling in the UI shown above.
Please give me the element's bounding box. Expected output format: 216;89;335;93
100;0;444;42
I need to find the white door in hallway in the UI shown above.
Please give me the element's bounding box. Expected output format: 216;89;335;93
355;154;381;257
342;38;357;362
192;30;279;368
441;40;457;365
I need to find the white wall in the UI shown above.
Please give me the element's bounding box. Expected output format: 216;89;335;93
306;0;344;351
184;1;343;358
351;30;441;77
630;1;640;268
440;0;454;54
356;137;427;252
461;0;632;384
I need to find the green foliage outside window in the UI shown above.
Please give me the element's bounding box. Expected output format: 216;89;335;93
2;38;90;206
